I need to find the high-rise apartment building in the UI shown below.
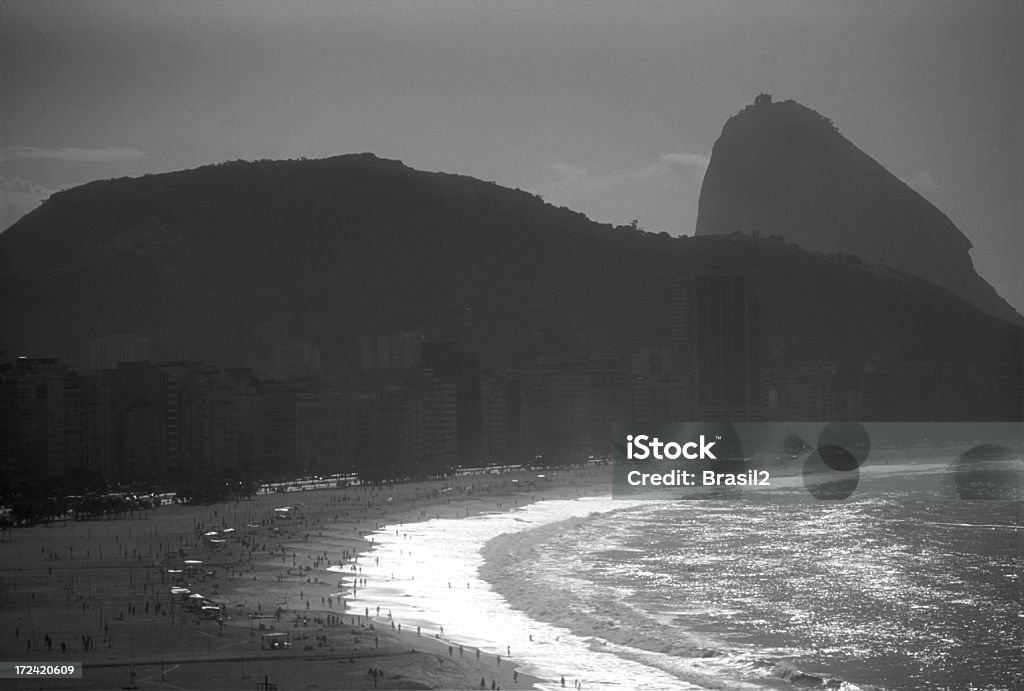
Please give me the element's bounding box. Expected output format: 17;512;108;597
674;271;762;420
89;334;150;371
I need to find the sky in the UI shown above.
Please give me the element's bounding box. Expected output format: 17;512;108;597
2;0;1021;312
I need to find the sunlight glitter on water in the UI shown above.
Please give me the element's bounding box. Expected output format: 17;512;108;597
338;457;1023;690
343;496;720;691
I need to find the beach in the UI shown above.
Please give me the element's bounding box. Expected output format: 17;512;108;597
0;466;612;690
6;456;1019;691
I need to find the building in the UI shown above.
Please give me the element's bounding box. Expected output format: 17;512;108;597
89;334;150;371
0;357;118;487
261;380;297;477
295;385;354;475
0;358;69;484
520;365;590;454
349;369;457;471
480;375;523;463
629;377;689;423
764;366;840;421
360;333;424;370
585;361;630;450
273;340;322;378
399;372;457;462
674;271;763;421
420;342;481;461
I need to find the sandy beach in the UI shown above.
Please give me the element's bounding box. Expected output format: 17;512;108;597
0;466;611;690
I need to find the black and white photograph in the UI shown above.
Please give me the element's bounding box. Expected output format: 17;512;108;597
1;2;1021;689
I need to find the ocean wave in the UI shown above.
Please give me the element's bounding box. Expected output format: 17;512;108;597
481;497;1024;690
351;493;1020;690
478;506;883;690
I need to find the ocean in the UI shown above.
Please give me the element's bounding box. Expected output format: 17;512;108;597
348;468;1022;690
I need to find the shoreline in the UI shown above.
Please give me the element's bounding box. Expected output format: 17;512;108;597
0;466;612;690
337;465;616;690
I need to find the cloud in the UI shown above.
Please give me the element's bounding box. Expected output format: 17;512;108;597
535;151;710;233
657;152;711;171
0;176;57;230
0;145;147;163
543;151;710;200
627;152;710;185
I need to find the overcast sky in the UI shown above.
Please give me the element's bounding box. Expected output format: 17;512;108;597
2;0;1021;312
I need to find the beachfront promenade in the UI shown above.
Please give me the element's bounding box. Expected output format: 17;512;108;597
0;467;608;690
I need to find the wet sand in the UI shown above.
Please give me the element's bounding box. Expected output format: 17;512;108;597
0;466;610;690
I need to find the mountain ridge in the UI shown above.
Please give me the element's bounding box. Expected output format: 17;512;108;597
695;96;1020;325
0;153;1020;406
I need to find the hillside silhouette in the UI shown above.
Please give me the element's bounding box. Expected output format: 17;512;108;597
696;96;1020;325
0;154;1020;394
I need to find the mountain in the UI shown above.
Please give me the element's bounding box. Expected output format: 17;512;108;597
0;154;1020;402
695;95;1021;325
